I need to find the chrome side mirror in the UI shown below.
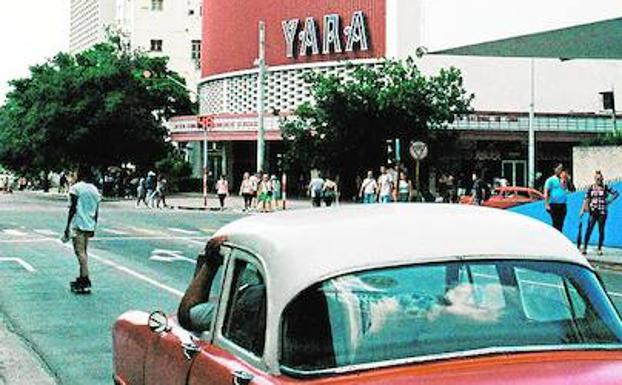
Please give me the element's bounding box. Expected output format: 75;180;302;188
148;310;170;334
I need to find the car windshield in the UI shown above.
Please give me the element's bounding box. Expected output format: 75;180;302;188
280;260;622;375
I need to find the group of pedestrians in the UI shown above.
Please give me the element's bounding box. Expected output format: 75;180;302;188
218;172;283;212
359;166;414;204
308;173;338;207
544;164;619;255
136;170;168;209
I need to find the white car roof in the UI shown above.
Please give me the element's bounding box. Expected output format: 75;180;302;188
215;204;588;371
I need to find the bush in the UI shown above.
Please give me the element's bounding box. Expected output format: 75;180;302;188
155;151;193;193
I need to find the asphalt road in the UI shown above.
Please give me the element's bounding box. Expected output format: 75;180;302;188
1;192;622;385
0;193;243;385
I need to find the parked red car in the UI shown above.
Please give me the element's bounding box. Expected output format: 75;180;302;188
113;205;622;385
460;186;544;209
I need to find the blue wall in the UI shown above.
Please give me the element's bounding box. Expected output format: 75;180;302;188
510;182;622;248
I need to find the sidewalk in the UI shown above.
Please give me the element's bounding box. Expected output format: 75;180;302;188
587;247;622;270
162;193;343;212
0;316;57;385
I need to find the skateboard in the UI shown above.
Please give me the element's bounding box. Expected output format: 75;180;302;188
70;280;91;294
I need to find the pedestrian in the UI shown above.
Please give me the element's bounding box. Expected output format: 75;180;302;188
580;171;619;256
359;170;378;204
322;175;338;207
18;176;27;191
257;174;273;212
155;175;168;208
271;175;282;210
58;171;68;194
377;166;394;204
63;165;101;294
136;177;147;207
397;171;413;202
445;173;456;203
145;170;157;208
471;172;490;206
216;175;229;211
308;173;325;207
544;164;569;232
239;172;254;212
250;172;259;210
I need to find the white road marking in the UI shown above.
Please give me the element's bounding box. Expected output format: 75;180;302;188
2;229;28;237
150;249;196;264
0;258;36;272
55;240;183;297
0;239;52;244
33;229;58;236
100;228;130;235
167;227;199;235
0;236;207;244
91;236;206;242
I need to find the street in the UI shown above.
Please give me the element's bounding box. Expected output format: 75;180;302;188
2;192;622;385
0;193;243;385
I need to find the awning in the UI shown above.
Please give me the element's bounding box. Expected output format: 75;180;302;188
431;17;622;60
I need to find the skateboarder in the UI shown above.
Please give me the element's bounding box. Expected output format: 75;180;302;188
63;166;101;294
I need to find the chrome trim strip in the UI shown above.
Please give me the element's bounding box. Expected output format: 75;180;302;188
280;344;622;377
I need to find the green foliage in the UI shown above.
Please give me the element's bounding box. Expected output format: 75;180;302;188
581;129;622;146
281;58;473;192
154;149;193;192
0;38;195;175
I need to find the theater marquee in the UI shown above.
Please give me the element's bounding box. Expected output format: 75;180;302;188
282;11;369;58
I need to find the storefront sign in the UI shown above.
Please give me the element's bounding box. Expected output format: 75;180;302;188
282;11;369;58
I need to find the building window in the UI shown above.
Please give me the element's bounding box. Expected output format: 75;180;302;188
191;40;201;60
150;39;163;52
151;0;163;11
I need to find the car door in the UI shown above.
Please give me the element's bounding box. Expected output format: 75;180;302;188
143;246;230;385
188;248;270;385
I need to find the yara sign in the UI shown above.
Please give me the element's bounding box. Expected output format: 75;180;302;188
282;11;369;58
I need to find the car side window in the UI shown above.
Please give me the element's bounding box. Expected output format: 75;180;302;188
222;254;267;357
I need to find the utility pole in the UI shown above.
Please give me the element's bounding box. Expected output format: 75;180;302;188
528;58;536;188
256;21;266;173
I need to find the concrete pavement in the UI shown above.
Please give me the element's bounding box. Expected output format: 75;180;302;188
0;315;56;385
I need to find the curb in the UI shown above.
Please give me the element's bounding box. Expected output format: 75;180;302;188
590;259;622;272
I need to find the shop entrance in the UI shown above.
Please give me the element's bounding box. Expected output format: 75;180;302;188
502;160;527;186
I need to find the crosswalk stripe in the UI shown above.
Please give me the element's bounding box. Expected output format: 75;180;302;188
168;227;199;235
100;228;130;235
33;229;58;236
2;229;28;237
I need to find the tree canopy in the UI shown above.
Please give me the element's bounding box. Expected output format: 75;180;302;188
0;38;195;175
281;58;474;194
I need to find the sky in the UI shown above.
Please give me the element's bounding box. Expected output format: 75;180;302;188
0;0;70;103
423;0;622;50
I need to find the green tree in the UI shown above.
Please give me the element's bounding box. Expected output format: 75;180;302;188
281;58;473;195
0;38;195;177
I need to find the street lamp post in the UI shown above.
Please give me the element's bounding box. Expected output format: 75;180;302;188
528;58;536;188
256;21;267;173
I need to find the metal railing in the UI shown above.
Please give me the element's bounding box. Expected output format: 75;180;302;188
445;113;617;133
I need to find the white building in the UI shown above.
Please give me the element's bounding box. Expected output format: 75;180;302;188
69;0;115;53
70;0;202;93
115;0;202;93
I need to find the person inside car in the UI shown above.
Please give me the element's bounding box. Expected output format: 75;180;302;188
178;237;226;332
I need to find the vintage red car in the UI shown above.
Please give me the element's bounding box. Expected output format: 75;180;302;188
113;205;622;385
460;186;544;209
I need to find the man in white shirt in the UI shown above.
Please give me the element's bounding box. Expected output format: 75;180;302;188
64;166;101;294
377;166;394;203
359;170;378;204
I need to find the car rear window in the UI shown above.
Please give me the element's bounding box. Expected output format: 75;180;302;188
280;260;622;374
